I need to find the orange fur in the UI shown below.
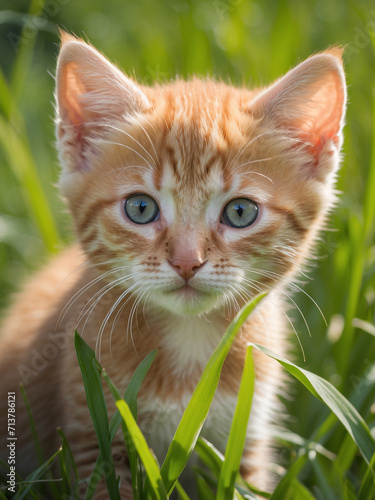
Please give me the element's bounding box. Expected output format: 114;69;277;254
0;35;346;497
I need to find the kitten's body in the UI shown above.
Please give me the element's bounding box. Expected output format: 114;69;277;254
0;244;283;497
0;35;346;498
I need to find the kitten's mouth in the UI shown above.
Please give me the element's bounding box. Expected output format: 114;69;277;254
154;283;221;315
168;283;214;303
174;284;201;298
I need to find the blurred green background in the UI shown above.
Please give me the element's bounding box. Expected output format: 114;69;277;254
0;0;375;493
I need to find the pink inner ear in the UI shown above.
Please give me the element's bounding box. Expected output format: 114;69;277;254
292;72;345;157
251;53;346;165
60;62;87;126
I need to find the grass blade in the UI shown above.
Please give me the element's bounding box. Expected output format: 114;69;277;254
16;448;62;500
56;427;79;497
0;68;14;118
19;384;44;467
10;0;48;99
217;345;255;500
175;480;190;500
363;57;375;241
251;343;375;469
19;384;61;498
0;115;60;252
116;399;168;500
358;452;375;500
195;473;216;499
102;349;158;499
104;349;158;419
285;480;316;500
271;454;308;499
74;331;121;500
309;453;336;500
195;438;224;479
84;350;157;499
234;484;263;500
195;438;262;500
160;293;266;495
330;433;357;482
195;439;263;499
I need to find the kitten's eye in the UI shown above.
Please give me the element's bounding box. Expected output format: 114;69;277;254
124;194;159;224
222;198;258;228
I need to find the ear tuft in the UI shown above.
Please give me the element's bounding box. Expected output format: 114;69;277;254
58;28;79;46
320;45;344;63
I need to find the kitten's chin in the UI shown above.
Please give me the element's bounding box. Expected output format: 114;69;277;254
151;285;222;316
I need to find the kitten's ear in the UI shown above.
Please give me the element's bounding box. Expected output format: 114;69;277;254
250;49;346;179
55;32;150;173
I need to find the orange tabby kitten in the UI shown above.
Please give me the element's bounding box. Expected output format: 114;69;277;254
0;33;346;498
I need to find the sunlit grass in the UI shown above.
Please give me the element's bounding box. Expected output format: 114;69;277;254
2;296;374;498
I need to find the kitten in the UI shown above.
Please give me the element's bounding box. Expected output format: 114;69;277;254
0;32;346;498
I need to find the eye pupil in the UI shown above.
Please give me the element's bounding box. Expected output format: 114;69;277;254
140;201;147;213
222;198;258;228
236;205;244;217
124;194;159;224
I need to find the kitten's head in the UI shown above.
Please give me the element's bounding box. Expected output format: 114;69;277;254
55;33;346;316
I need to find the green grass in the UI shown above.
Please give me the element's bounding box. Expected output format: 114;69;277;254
1;0;375;498
2;296;373;498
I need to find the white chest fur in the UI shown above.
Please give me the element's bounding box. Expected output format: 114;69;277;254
158;313;225;377
138;313;231;459
136;308;280;481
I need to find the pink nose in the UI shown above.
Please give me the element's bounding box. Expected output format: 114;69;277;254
168;258;206;281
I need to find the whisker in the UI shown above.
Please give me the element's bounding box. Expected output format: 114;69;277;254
240;271;308;358
53;258;92;292
75;270;137;325
229;130;278;166
224;290;237;319
96;284;136;359
78;272;140;341
140;114;159;138
241;274;311;339
110;302;129;353
109;282;145;357
127;285;151;355
135;285;153;336
141;287;153;333
99;140;154;171
136;120;159;162
56;265;131;329
280;304;306;362
104;123;156;166
112;164;150;175
227;285;241;313
232;163;275;183
243;266;327;326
